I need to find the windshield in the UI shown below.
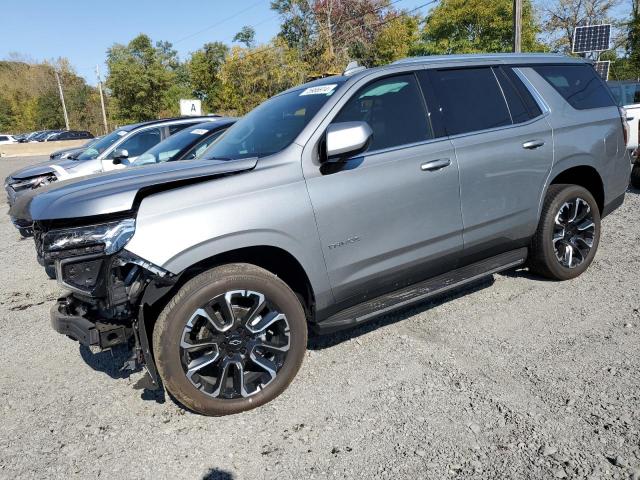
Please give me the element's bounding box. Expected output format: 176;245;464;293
201;82;343;160
76;129;127;160
133;124;217;166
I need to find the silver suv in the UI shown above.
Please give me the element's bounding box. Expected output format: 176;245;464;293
12;54;630;416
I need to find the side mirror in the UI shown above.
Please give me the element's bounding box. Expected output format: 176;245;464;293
325;121;373;161
112;148;129;165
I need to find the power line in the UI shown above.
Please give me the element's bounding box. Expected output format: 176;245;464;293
174;0;265;44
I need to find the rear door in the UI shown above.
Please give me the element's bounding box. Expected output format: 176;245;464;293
425;66;553;261
304;72;464;306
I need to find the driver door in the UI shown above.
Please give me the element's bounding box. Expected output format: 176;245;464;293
304;73;464;306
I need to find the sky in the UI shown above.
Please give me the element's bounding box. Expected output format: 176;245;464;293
0;0;436;85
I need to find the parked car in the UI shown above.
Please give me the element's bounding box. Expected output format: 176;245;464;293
131;119;235;167
29;130;63;142
46;130;94;142
18;131;42;143
49;136;104;160
0;134;17;145
12;54;630;416
608;81;640;187
5;116;222;237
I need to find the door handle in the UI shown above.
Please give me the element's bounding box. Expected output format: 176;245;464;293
522;140;545;150
420;158;451;172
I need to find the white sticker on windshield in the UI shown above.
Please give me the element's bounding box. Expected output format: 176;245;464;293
190;129;208;135
116;130;127;136
299;84;337;96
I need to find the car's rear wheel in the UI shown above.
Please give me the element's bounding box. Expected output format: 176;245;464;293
529;184;600;280
630;164;640;189
153;263;307;416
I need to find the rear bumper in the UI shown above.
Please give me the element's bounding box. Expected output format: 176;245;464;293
50;295;133;349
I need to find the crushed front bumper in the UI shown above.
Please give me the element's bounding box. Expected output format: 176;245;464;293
51;294;133;349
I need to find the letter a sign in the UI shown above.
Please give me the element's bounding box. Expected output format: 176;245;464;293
180;99;202;116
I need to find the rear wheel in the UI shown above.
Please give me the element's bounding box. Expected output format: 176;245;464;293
529;184;600;280
631;164;640;189
153;263;307;416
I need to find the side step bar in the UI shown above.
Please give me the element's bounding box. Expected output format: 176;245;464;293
317;248;527;334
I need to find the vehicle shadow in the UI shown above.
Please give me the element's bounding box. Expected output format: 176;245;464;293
78;344;166;404
202;469;234;480
308;275;496;350
627;185;639;195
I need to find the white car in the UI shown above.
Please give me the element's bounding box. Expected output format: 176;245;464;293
0;135;17;145
608;81;640;187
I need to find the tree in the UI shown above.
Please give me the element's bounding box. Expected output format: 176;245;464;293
541;0;619;53
188;41;229;112
233;26;256;47
106;34;174;123
414;0;544;55
271;0;413;74
217;40;308;115
627;0;640;77
372;15;420;66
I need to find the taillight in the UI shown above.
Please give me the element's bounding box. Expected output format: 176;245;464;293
619;107;629;145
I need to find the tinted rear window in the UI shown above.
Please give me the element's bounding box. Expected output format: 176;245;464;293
533;64;615;110
430;67;512;136
608;82;640;106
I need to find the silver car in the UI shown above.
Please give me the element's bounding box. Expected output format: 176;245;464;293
13;54;631;416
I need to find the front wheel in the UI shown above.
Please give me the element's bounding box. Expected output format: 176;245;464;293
529;184;601;280
153;263;307;416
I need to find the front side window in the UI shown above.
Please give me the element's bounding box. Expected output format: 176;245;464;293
77;129;128;160
185;130;227;160
200;81;345;161
533;64;615;110
109;128;162;158
430;67;512;136
332;74;432;152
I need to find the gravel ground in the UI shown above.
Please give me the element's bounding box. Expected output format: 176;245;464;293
1;155;639;480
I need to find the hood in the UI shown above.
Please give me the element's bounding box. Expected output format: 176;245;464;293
10;158;257;222
51;146;84;158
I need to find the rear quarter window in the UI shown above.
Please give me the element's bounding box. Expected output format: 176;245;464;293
533;64;615;110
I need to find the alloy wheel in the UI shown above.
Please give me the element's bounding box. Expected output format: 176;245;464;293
180;290;290;399
552;197;595;269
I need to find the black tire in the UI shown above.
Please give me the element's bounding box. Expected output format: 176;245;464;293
153;263;307;416
18;228;31;239
529;184;601;280
45;264;56;280
631;164;640;189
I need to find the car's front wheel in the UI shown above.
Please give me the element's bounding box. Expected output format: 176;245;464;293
529;184;601;280
153;263;307;416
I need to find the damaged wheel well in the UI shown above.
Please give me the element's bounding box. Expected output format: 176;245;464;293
141;246;316;343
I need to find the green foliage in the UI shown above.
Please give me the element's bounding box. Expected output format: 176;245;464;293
106;34;175;123
233;26;257;47
414;0;545;55
0;60;104;134
218;41;309;115
188;42;229;111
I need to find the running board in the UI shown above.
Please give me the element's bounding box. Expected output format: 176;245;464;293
317;248;527;333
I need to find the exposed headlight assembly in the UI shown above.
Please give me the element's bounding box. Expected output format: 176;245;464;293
11;175;55;191
44;218;136;259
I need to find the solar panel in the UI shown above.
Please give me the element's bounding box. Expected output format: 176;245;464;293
572;24;611;53
594;61;610;81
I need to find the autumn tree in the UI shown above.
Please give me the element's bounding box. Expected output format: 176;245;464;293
414;0;544;55
217;40;308;115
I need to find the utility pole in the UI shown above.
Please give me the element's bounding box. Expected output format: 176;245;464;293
54;70;70;130
96;65;109;135
513;0;522;53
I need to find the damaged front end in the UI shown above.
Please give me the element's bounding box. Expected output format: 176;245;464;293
35;217;174;389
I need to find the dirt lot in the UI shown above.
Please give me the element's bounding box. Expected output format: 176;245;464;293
0;155;639;480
